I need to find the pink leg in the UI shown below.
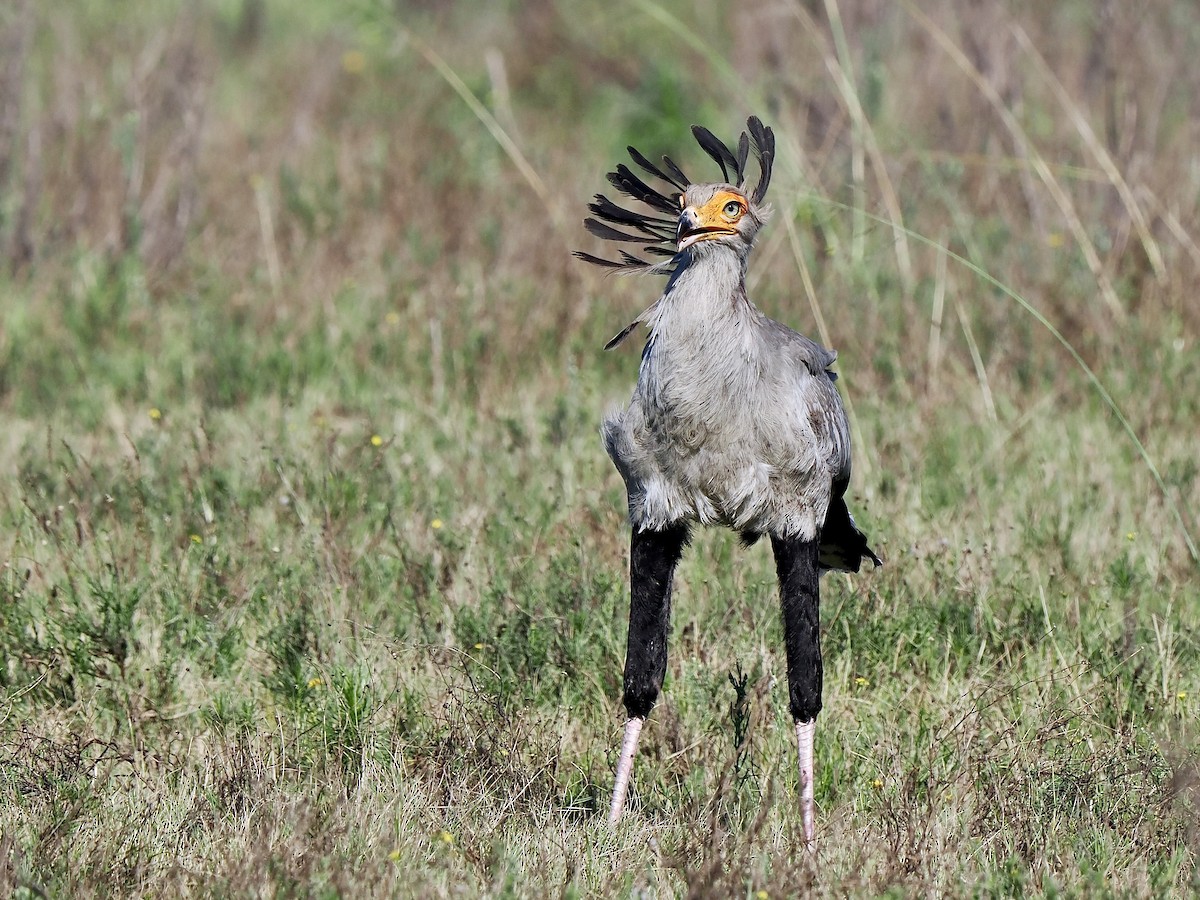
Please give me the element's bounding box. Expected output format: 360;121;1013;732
796;719;816;847
608;717;644;825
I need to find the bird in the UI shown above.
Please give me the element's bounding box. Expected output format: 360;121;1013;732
575;116;881;846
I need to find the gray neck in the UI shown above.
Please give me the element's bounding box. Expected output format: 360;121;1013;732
648;245;751;339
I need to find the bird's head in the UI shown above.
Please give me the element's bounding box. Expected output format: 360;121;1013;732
574;116;776;273
675;183;768;256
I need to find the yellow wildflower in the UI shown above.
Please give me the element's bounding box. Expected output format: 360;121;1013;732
370;434;383;447
431;519;444;530
148;408;162;421
855;676;870;688
437;830;454;845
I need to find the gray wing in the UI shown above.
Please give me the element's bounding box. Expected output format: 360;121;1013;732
767;318;852;486
764;317;838;375
813;371;852;490
768;320;882;571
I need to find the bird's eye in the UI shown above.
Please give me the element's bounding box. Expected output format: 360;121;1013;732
723;201;742;218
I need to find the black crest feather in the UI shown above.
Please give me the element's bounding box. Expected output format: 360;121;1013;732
690;125;741;184
736;133;750;184
607;164;679;215
661;156;690;188
584;218;665;244
572;250;627;269
587;195;676;241
746;116;775;206
627;146;688;191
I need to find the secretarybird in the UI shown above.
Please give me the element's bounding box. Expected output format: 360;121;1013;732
575;117;881;845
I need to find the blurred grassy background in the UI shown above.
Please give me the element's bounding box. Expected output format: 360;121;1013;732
0;0;1197;896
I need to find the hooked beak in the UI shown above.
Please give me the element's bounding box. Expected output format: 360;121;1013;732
676;207;736;250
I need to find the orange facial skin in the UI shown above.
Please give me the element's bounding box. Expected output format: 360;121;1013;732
676;190;748;249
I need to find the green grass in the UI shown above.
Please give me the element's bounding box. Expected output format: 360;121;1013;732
1;0;1198;896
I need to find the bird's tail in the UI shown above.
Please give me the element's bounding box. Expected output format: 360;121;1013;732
818;497;882;573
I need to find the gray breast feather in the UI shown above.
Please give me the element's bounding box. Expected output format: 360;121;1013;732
605;310;851;541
